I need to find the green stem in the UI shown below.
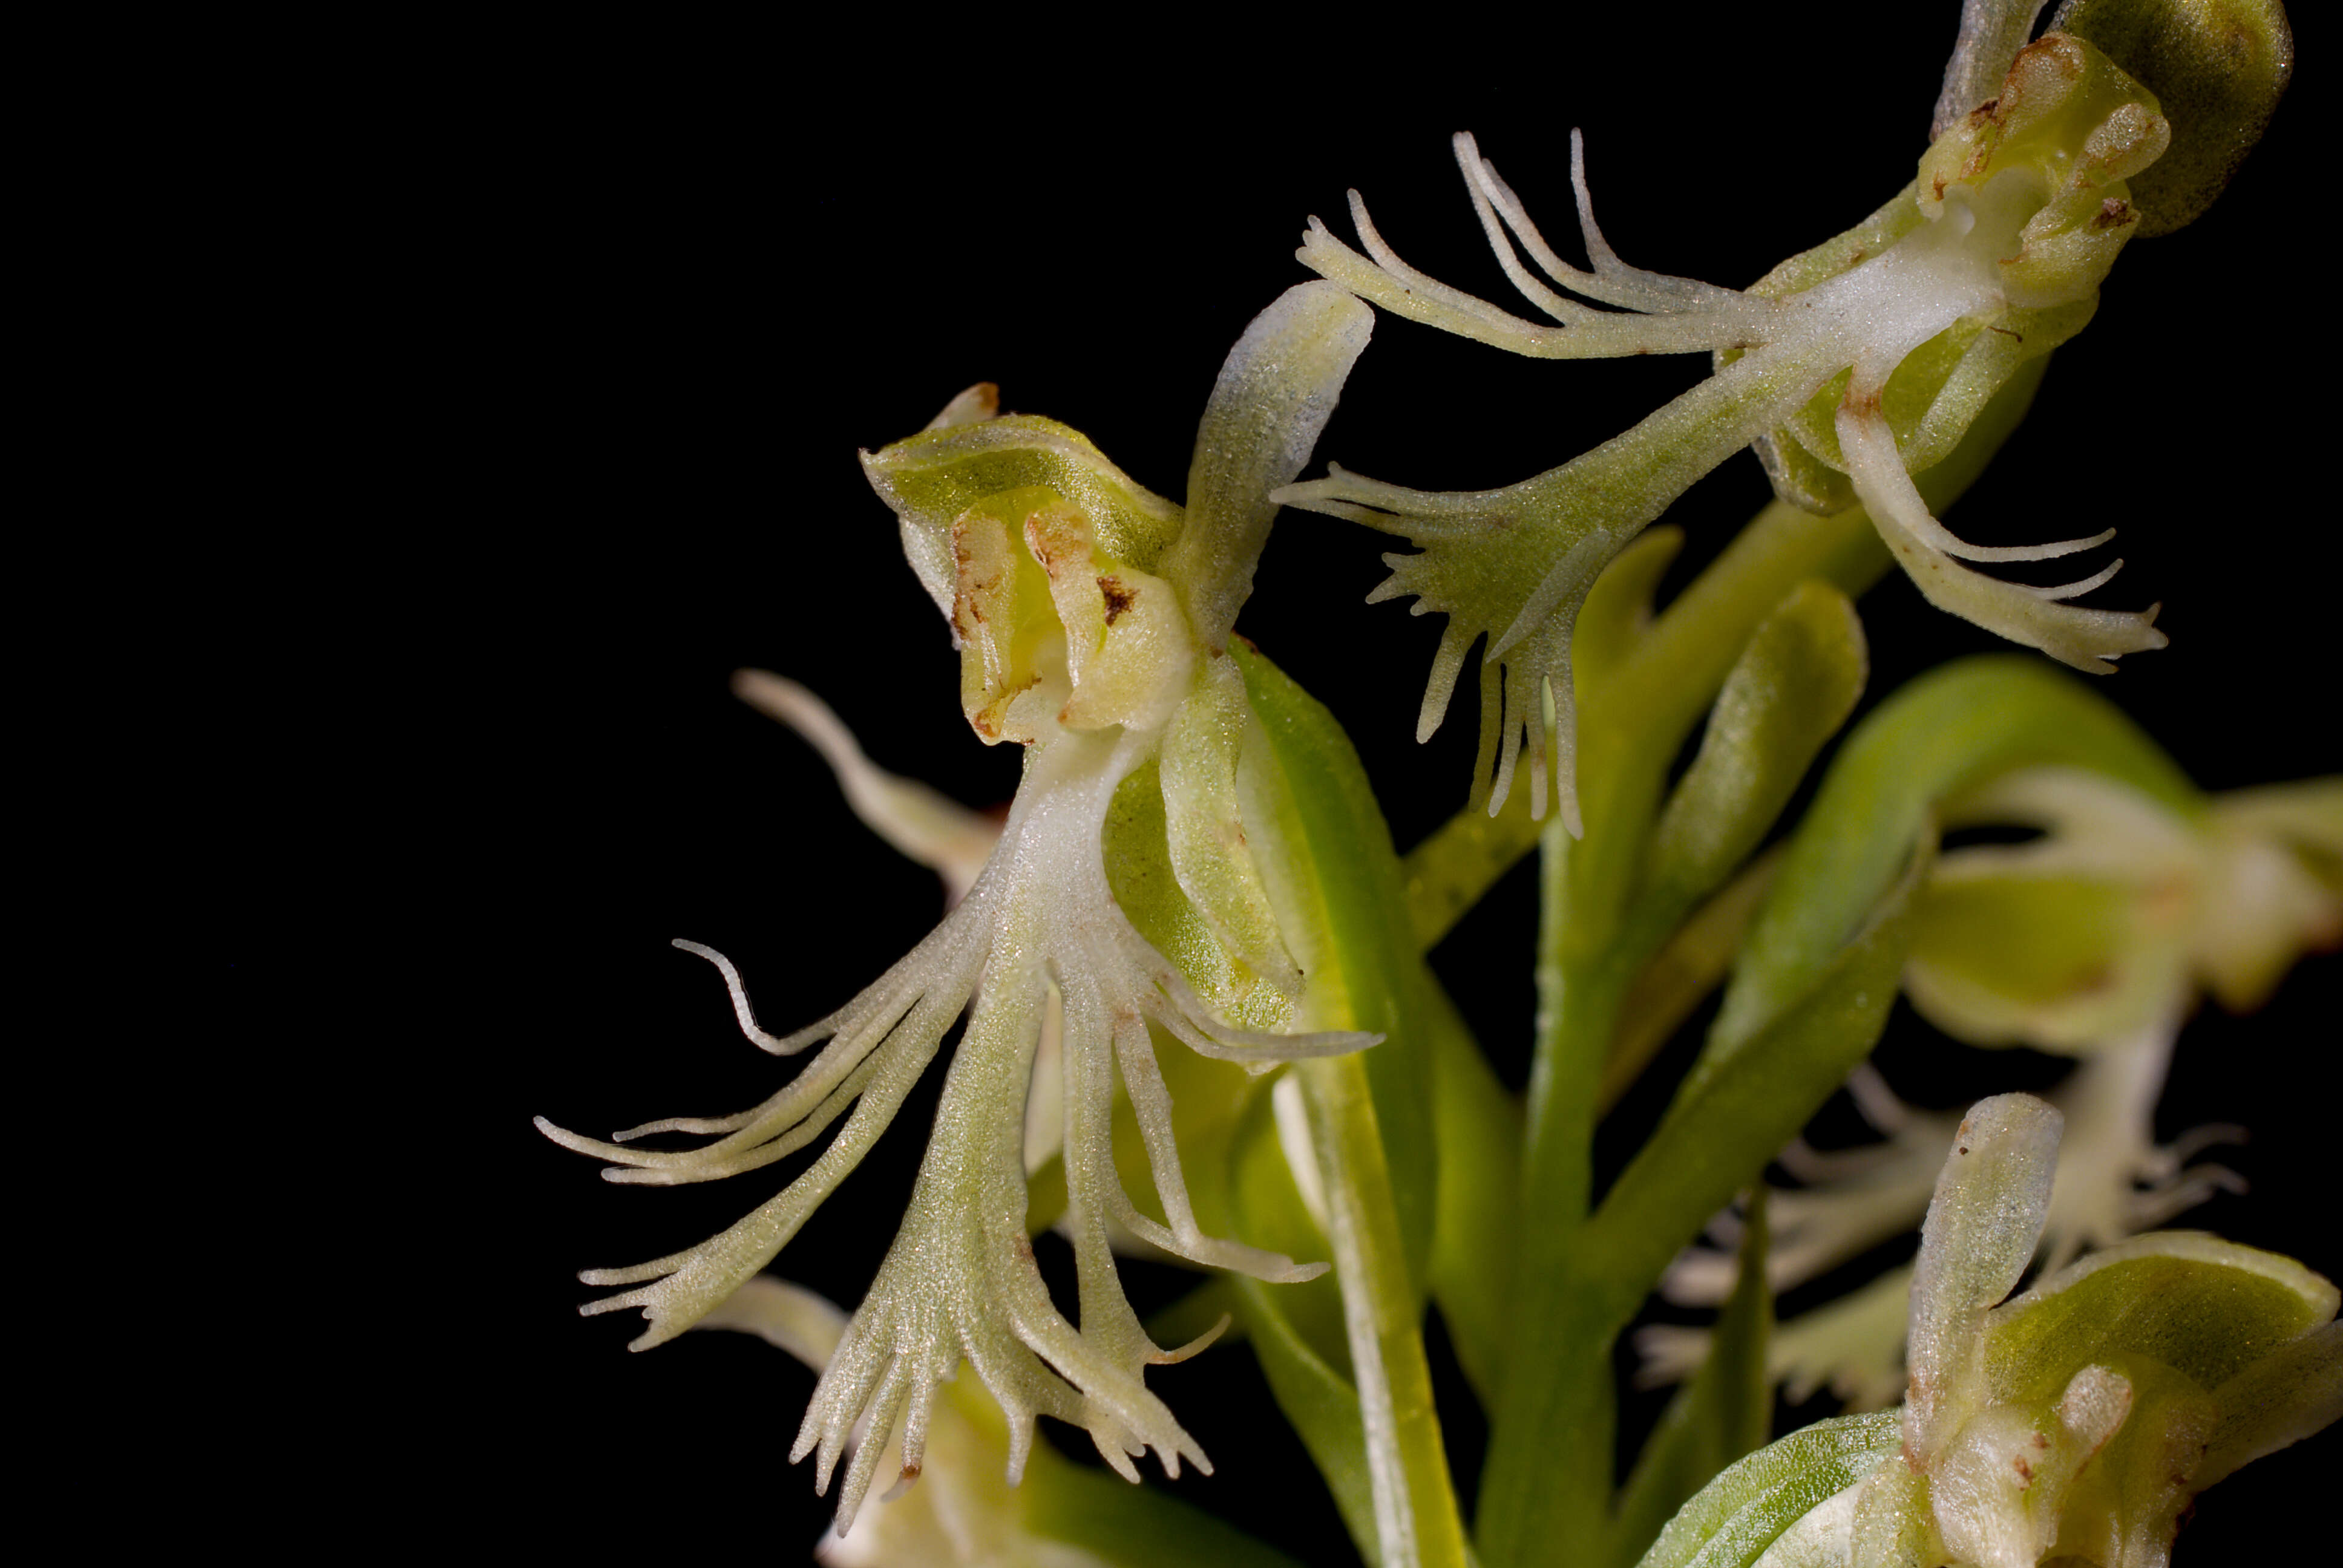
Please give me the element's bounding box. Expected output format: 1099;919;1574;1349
1475;359;2051;1567
1426;976;1521;1409
1299;1051;1473;1568
1402;779;1541;951
1477;816;1631;1561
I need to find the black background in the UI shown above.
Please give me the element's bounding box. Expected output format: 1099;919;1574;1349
246;7;2335;1560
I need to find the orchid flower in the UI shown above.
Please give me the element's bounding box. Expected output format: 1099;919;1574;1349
1647;768;2340;1413
538;282;1379;1532
1636;1094;2340;1568
1278;25;2202;832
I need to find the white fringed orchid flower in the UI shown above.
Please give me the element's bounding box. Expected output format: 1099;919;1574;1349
539;282;1378;1533
1648;768;2340;1413
1636;1094;2341;1568
1277;27;2190;832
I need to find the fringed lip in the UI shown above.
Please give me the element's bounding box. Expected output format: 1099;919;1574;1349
541;719;1377;1534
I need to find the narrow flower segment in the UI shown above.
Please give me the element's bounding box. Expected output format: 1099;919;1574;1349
537;283;1378;1532
1279;32;2179;832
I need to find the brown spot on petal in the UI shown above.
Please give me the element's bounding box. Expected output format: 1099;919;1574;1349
2014;1456;2034;1483
2092;198;2135;231
2066;961;2115;995
899;1462;922;1483
1099;575;1136;624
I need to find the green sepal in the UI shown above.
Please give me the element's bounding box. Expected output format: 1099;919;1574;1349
862;413;1187;619
1103;757;1296;1034
1629;1411;1902;1568
1093;754;1297;1257
1783;300;2096;480
1160;656;1305;1004
1610;1189;1775;1568
1984;1231;2340;1407
1749;295;2094;518
1750;420;1858;515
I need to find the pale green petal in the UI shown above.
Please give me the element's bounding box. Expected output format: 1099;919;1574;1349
1904;1094;2063;1466
1164;281;1374;653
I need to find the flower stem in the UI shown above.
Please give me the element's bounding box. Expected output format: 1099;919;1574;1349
1474;360;2051;1566
1297;1050;1472;1568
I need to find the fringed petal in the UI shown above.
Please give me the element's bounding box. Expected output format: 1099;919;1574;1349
1839;367;2166;676
730;671;999;904
1295;148;1771;361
